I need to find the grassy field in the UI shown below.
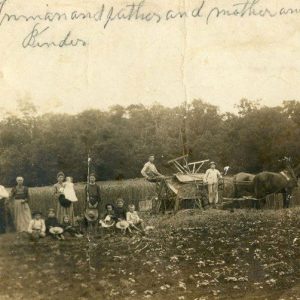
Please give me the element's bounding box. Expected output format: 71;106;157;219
1;209;300;299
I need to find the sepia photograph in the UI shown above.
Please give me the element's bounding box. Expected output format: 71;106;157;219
0;0;300;299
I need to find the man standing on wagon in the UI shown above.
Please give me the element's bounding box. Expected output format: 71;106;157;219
141;155;164;182
204;162;222;208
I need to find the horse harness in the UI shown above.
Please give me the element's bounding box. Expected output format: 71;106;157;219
280;170;291;182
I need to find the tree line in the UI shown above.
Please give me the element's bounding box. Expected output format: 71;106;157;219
0;98;299;187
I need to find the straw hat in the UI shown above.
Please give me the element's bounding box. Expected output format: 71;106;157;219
209;161;216;166
84;208;99;222
49;227;64;235
99;215;115;228
116;220;130;230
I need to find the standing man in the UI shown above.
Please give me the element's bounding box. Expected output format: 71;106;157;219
141;155;163;182
204;162;222;208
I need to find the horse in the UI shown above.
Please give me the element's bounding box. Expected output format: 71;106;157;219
233;172;255;198
253;160;299;208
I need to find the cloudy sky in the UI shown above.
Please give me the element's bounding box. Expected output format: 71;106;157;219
0;0;299;115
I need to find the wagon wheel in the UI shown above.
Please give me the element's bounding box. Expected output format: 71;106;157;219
154;179;173;214
153;181;164;214
193;198;203;209
153;200;161;214
163;186;176;213
174;194;181;211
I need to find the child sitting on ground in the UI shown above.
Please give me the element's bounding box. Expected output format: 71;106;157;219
63;177;78;203
99;204;116;228
126;204;145;232
114;199;133;234
28;211;46;241
61;215;83;238
114;198;126;221
104;203;116;219
45;208;64;240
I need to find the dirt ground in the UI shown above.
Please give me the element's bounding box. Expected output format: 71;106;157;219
1;209;300;300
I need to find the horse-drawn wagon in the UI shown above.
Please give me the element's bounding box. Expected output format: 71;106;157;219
152;156;300;212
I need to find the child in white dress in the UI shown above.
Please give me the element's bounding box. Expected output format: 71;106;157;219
126;204;145;232
63;177;78;202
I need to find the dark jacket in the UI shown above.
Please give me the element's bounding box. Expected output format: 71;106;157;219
104;210;116;220
114;207;126;220
45;217;60;233
85;183;101;207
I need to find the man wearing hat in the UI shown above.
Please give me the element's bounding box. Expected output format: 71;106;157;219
141;155;163;182
204;162;222;208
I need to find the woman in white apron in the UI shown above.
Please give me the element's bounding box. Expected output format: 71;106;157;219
10;177;32;232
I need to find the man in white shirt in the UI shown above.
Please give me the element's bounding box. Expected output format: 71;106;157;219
204;162;222;208
141;155;163;182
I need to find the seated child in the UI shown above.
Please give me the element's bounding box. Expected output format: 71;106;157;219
99;204;116;227
126;204;145;232
61;215;83;238
28;212;46;240
104;203;116;219
114;198;126;221
45;208;64;240
63;177;78;202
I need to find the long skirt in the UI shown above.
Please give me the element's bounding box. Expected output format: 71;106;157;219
56;203;75;225
13;200;32;232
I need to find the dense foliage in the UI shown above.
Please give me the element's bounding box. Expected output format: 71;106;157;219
0;99;299;186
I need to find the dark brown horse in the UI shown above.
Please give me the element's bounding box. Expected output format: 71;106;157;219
253;160;299;208
233;172;255;198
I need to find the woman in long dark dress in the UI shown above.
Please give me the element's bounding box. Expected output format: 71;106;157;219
53;172;75;225
10;177;32;232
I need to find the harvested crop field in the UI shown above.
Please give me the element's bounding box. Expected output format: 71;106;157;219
1;209;300;299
